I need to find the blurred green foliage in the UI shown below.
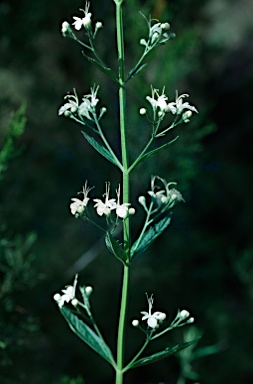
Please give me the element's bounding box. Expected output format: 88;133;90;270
0;0;253;383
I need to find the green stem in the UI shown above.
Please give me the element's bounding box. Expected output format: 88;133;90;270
115;1;130;384
123;337;150;372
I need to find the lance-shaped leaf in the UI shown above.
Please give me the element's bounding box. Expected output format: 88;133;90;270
130;339;199;369
105;232;128;265
131;215;172;259
60;307;115;365
82;52;119;84
82;131;122;169
134;137;179;168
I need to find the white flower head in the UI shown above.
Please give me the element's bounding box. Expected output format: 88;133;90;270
72;2;92;30
54;275;78;308
70;181;93;217
141;294;166;329
93;182;117;216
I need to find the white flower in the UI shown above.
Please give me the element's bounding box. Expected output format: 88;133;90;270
54;275;78;308
70;181;93;217
141;294;166;329
58;98;79;116
72;2;92;30
169;92;198;115
93;182;117;216
146;87;171;113
115;185;131;219
148;189;167;206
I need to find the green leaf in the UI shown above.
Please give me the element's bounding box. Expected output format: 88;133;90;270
126;63;147;82
81;131;121;169
137;137;179;166
130;339;199;369
131;215;172;259
82;52;119;84
60;307;114;365
105;232;128;265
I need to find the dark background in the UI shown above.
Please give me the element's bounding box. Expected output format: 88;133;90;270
0;0;253;383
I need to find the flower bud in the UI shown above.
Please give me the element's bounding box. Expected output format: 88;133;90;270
71;106;77;113
132;319;139;327
61;21;71;37
71;298;78;306
152;32;159;41
139;108;147;115
187;317;194;324
161;196;168;204
129;207;136;215
161;22;170;30
85;286;93;296
138;196;146;206
180;310;190;320
53;293;61;302
64;110;71;117
95;21;103;29
182;110;192;123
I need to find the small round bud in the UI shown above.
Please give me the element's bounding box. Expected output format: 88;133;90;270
71;106;77;113
53;293;61;302
64;110;71;117
95;21;103;29
180;310;190;320
71;298;78;306
140;38;146;46
161;22;170;30
61;21;70;34
85;286;93;296
161;196;168;204
154;311;166;321
187;317;194;324
138;196;146;205
132;320;139;327
129;207;136;215
101;107;107;113
139;108;147;115
182;110;192;123
152;32;159;40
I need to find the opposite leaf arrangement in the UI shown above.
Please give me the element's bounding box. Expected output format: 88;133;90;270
54;2;199;384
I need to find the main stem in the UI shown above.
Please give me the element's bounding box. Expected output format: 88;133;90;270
115;1;130;384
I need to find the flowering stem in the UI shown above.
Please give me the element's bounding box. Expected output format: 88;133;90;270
115;1;130;384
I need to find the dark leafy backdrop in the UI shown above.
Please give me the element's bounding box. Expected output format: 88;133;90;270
0;0;253;383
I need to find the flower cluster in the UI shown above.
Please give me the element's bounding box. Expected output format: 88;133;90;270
53;275;78;308
138;175;184;214
58;86;106;123
140;16;174;49
132;294;194;332
70;182;135;220
146;87;198;120
53;275;94;311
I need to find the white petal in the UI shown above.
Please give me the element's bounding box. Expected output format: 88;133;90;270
147;316;158;328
